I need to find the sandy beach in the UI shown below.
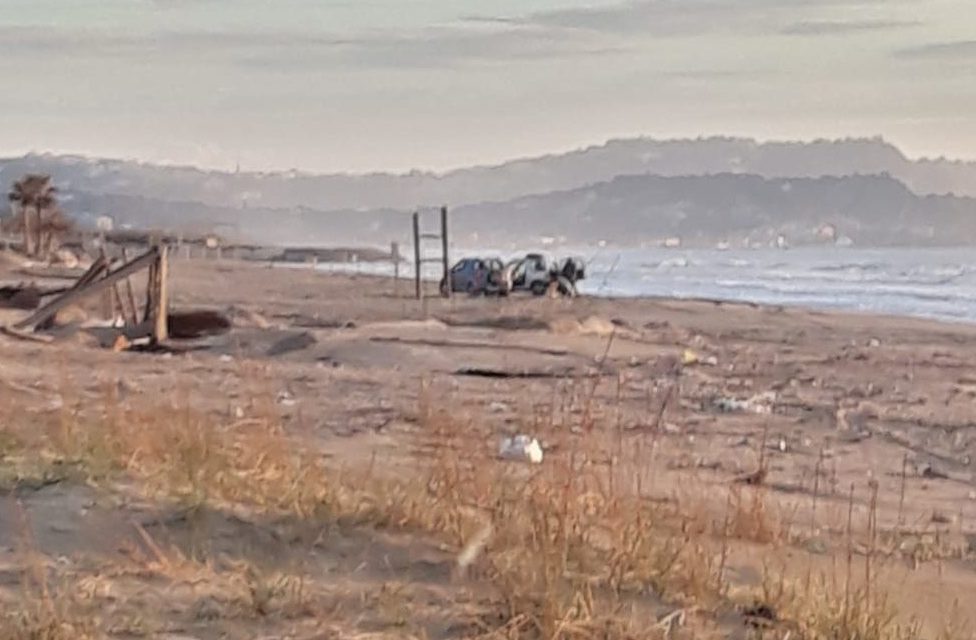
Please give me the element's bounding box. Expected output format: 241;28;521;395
2;256;975;638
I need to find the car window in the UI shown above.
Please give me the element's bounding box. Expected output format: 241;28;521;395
452;260;468;273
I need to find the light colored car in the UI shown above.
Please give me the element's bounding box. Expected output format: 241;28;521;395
506;253;586;296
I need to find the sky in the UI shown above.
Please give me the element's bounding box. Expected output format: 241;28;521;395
1;0;975;173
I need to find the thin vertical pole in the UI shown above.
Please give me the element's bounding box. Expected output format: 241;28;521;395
412;211;422;300
392;241;400;297
440;205;450;299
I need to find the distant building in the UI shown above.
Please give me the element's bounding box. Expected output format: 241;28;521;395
817;223;837;241
663;237;682;248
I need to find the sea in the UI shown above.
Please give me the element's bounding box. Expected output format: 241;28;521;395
310;246;976;324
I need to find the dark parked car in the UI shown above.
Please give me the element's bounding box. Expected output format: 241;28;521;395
441;257;508;295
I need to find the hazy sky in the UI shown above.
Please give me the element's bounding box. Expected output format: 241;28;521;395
2;0;974;172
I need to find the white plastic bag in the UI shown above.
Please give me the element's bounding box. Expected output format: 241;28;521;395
498;435;544;464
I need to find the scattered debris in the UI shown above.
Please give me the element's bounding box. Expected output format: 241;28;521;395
805;537;829;555
713;391;776;415
488;401;510;413
743;602;778;628
735;468;768;486
499;435;544;464
276;390;297;407
656;607;693;635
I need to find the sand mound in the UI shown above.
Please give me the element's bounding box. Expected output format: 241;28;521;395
364;318;448;332
548;315;617;337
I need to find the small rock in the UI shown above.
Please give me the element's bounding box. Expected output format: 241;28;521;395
867;337;882;348
931;510;954;525
919;463;949;480
191;596;224;621
968;491;976;501
488;401;510;413
805;537;829;555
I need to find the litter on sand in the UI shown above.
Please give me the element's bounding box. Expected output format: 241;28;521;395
499;434;544;464
712;391;776;415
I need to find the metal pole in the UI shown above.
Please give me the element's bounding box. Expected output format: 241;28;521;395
440;205;450;299
412;212;422;300
392;241;400;296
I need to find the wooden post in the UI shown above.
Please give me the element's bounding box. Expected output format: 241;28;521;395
153;245;169;342
120;247;140;325
143;259;156;323
440;206;450;299
391;241;400;297
412;211;422;301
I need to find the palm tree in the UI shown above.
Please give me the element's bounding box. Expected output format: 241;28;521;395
38;206;73;256
8;174;57;257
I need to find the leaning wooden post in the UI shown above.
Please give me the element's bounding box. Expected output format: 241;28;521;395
412;211;422;300
153;245;169;342
440;205;450;299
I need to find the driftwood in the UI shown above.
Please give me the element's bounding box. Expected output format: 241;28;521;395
455;366;595;379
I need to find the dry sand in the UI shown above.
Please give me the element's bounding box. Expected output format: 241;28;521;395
1;256;975;638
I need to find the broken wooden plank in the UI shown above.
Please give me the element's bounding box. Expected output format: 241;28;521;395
0;325;55;343
100;248;127;323
14;247;159;331
74;256;109;289
120;247;140;325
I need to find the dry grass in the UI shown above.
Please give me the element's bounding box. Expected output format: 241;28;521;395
0;370;971;639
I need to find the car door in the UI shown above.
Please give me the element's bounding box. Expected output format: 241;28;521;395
451;259;469;291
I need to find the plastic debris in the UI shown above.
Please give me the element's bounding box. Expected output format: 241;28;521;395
713;391;776;415
499;435;544;464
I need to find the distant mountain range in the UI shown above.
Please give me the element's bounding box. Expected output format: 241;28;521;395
2;136;976;247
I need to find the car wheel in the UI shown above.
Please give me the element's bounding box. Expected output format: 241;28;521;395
530;281;547;296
